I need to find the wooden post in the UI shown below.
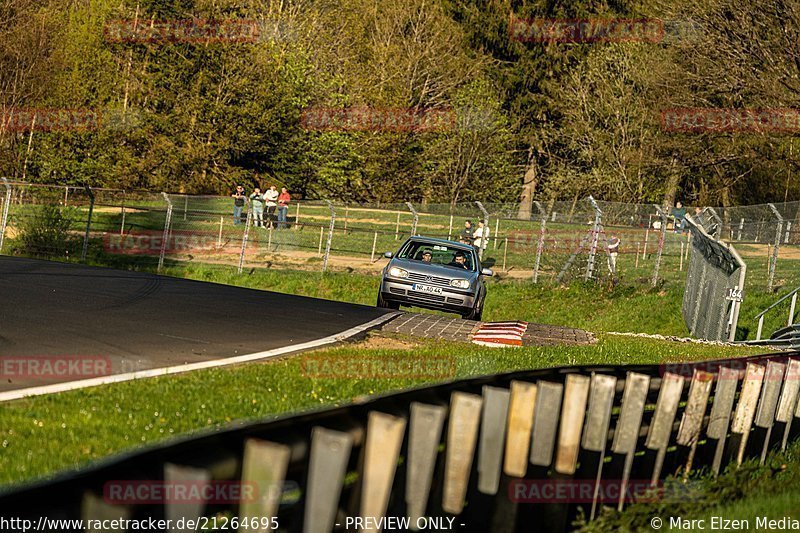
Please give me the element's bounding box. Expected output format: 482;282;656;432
448;214;453;240
370;232;378;262
493;219;499;249
635;242;640;268
395;212;400;240
643;229;649;259
680;242;684;271
502;237;508;271
767;244;771;275
217;216;224;248
318;226;324;255
295;202;300;228
268;224;273;251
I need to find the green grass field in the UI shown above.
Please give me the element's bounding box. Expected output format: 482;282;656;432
0;334;762;486
3;204;800;525
582;440;800;531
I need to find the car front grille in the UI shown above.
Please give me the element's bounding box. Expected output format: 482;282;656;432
447;297;464;305
407;292;446;303
407;272;452;287
389;287;406;295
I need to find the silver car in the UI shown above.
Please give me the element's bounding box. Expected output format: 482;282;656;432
377;236;493;320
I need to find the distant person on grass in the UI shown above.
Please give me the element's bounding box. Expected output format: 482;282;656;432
459;220;473;244
277;187;291;229
232;185;246;225
264;185;279;228
250;187;265;227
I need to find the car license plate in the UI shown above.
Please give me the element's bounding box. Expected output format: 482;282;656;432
412;283;443;295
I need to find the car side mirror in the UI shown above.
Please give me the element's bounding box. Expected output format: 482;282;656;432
383;251;394;259
481;268;494;277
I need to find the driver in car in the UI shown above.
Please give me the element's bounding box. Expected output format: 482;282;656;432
421;249;433;263
449;251;469;269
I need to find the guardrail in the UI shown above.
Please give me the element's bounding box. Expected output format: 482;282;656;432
1;351;799;532
754;285;800;341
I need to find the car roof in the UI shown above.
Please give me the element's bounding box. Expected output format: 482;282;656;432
408;236;474;251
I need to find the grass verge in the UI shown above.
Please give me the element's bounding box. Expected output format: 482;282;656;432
581;440;800;532
0;333;762;488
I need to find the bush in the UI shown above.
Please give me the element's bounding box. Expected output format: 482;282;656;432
17;205;81;258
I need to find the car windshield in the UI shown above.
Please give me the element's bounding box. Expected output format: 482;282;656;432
397;241;475;271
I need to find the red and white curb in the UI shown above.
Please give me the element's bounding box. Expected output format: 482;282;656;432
471;321;528;347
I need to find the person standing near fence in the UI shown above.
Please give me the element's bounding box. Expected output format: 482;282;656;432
277;187;291;229
264;185;279;228
459;220;473;244
232;185;246;225
671;201;687;233
473;219;489;250
250;187;265;227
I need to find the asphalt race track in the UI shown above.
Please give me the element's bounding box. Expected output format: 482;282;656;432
0;257;393;393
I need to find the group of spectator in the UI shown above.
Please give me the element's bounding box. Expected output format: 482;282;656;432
231;185;291;229
457;219;490;250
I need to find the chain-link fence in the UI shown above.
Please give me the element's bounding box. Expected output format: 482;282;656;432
4;181;800;298
0;181;749;285
681;216;746;341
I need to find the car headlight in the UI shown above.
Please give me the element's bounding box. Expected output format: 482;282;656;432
450;278;470;289
388;267;409;279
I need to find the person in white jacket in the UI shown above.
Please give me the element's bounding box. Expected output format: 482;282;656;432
473;219;490;254
263;185;279;228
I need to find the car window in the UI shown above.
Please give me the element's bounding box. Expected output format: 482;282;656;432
397;241;476;270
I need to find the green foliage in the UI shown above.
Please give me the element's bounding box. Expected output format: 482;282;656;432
17;205;80;258
3;0;800;205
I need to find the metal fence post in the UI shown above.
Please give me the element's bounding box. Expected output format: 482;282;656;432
237;202;252;274
159;192;174;273
0;178;11;253
767;203;783;292
81;186;95;262
406;202;419;237
585;196;602;281
532;201;547;283
119;190;126;235
651;205;668;287
322;201;336;273
475;201;489;259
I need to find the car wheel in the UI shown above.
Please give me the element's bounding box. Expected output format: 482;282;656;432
377;292;400;310
462;294;484;321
